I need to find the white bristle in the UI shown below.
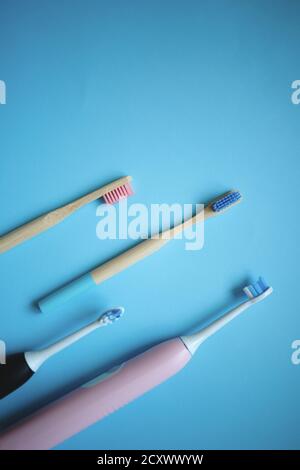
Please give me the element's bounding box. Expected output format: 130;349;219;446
243;286;254;299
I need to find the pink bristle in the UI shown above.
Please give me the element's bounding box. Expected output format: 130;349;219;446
125;183;133;195
110;190;118;203
103;182;133;204
113;189;121;201
103;191;113;204
109;190;115;200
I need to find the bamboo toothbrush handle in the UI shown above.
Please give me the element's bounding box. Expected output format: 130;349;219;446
91;206;211;284
0;209;73;255
38;224;193;313
38;206;210;313
91;237;170;284
38;205;219;313
0;176;131;254
38;232;187;313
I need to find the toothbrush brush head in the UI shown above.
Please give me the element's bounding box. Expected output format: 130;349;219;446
211;190;242;213
103;183;134;204
99;307;125;325
243;277;273;302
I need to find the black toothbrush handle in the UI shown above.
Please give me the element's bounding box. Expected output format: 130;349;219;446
0;353;34;399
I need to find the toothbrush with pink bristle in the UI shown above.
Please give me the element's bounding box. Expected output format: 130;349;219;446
0;176;133;254
0;278;272;450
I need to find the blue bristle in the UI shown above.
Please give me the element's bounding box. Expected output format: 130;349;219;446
258;276;269;291
103;307;124;322
248;285;257;297
211;191;241;212
247;277;270;298
108;311;121;320
254;282;263;295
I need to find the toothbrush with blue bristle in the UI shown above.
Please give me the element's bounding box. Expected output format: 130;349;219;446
0;278;272;450
39;190;243;313
0;307;124;400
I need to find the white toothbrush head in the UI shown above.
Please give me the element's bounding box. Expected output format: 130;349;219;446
243;277;273;303
98;307;125;325
181;276;273;355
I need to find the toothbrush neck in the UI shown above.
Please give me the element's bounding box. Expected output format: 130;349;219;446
25;321;100;372
42;322;99;358
181;299;252;355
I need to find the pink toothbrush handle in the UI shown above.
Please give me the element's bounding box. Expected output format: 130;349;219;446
0;338;191;450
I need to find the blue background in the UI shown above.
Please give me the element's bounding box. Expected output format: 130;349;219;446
0;0;299;450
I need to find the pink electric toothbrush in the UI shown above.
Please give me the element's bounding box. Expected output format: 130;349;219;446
0;278;272;450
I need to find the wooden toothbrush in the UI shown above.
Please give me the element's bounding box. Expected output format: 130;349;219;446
38;190;242;313
0;176;133;254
